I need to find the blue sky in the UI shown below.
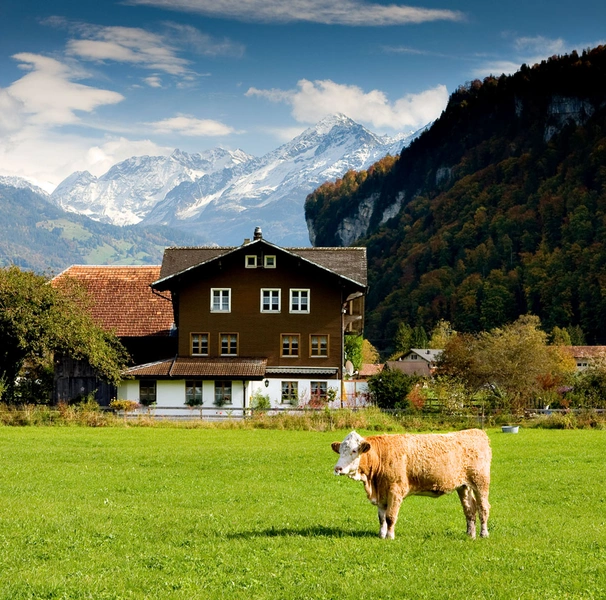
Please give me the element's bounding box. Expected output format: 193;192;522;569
0;0;604;191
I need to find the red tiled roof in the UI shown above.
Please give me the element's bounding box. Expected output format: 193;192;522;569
52;266;173;337
126;357;267;378
564;346;606;359
358;363;383;378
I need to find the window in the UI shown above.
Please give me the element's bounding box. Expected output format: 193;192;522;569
220;333;238;356
211;288;231;312
191;333;209;356
185;380;203;406
140;381;156;405
245;255;257;268
264;255;276;268
281;334;300;357
290;289;310;313
310;334;329;357
215;381;232;406
261;289;281;312
311;381;327;402
281;381;298;404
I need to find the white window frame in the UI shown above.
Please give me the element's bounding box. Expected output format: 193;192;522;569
264;255;276;268
211;288;231;312
261;288;281;313
245;255;257;268
290;289;310;313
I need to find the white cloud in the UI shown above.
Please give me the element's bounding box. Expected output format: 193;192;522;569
163;23;245;58
82;138;173;176
247;79;448;130
144;76;163;88
65;25;192;76
0;130;172;191
125;0;464;26
9;53;124;126
265;125;308;142
149;114;236;136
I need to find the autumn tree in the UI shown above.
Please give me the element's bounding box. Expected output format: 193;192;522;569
0;266;129;403
473;315;575;412
429;320;456;348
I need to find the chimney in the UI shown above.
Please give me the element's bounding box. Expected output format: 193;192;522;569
243;238;251;245
253;226;263;240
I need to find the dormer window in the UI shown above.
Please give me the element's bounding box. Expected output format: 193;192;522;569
245;255;257;268
264;255;276;268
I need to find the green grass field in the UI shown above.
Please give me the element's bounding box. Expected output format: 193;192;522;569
0;427;604;599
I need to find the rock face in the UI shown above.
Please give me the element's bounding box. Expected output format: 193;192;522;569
49;114;419;246
306;93;606;250
544;95;597;141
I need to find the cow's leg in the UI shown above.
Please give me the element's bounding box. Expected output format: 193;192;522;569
475;485;490;538
457;485;477;539
384;492;403;540
378;506;388;539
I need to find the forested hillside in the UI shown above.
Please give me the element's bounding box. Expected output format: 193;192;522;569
305;46;606;348
0;184;200;273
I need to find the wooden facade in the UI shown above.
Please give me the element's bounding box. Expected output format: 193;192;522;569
171;244;351;370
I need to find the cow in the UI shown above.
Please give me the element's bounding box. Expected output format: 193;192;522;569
331;429;491;539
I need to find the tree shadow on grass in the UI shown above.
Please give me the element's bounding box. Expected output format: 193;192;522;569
227;525;376;540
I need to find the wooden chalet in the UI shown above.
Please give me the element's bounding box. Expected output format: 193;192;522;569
118;227;367;412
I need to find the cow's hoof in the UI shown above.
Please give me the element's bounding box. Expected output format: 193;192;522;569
480;530;489;538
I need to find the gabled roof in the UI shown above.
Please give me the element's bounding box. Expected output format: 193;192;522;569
408;349;443;362
52;266;174;337
154;238;367;291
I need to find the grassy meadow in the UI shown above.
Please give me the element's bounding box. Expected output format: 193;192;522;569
0;427;604;599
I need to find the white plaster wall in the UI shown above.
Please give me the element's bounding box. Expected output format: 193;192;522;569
117;380;139;402
251;378;341;407
157;380;185;407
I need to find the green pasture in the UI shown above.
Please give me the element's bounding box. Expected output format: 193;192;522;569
0;427;604;599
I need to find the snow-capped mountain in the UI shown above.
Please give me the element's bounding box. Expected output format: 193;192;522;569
0;176;50;198
51;114;421;246
51;148;253;226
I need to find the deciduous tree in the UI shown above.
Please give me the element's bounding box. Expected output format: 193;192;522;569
0;266;128;402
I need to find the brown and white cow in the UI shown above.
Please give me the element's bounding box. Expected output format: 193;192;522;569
331;429;491;539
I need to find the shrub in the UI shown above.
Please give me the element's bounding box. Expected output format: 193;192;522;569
109;399;139;413
250;390;271;410
367;367;420;409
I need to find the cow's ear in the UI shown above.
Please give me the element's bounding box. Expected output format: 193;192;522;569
359;441;371;454
331;442;341;454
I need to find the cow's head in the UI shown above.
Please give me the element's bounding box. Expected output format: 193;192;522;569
331;431;371;477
